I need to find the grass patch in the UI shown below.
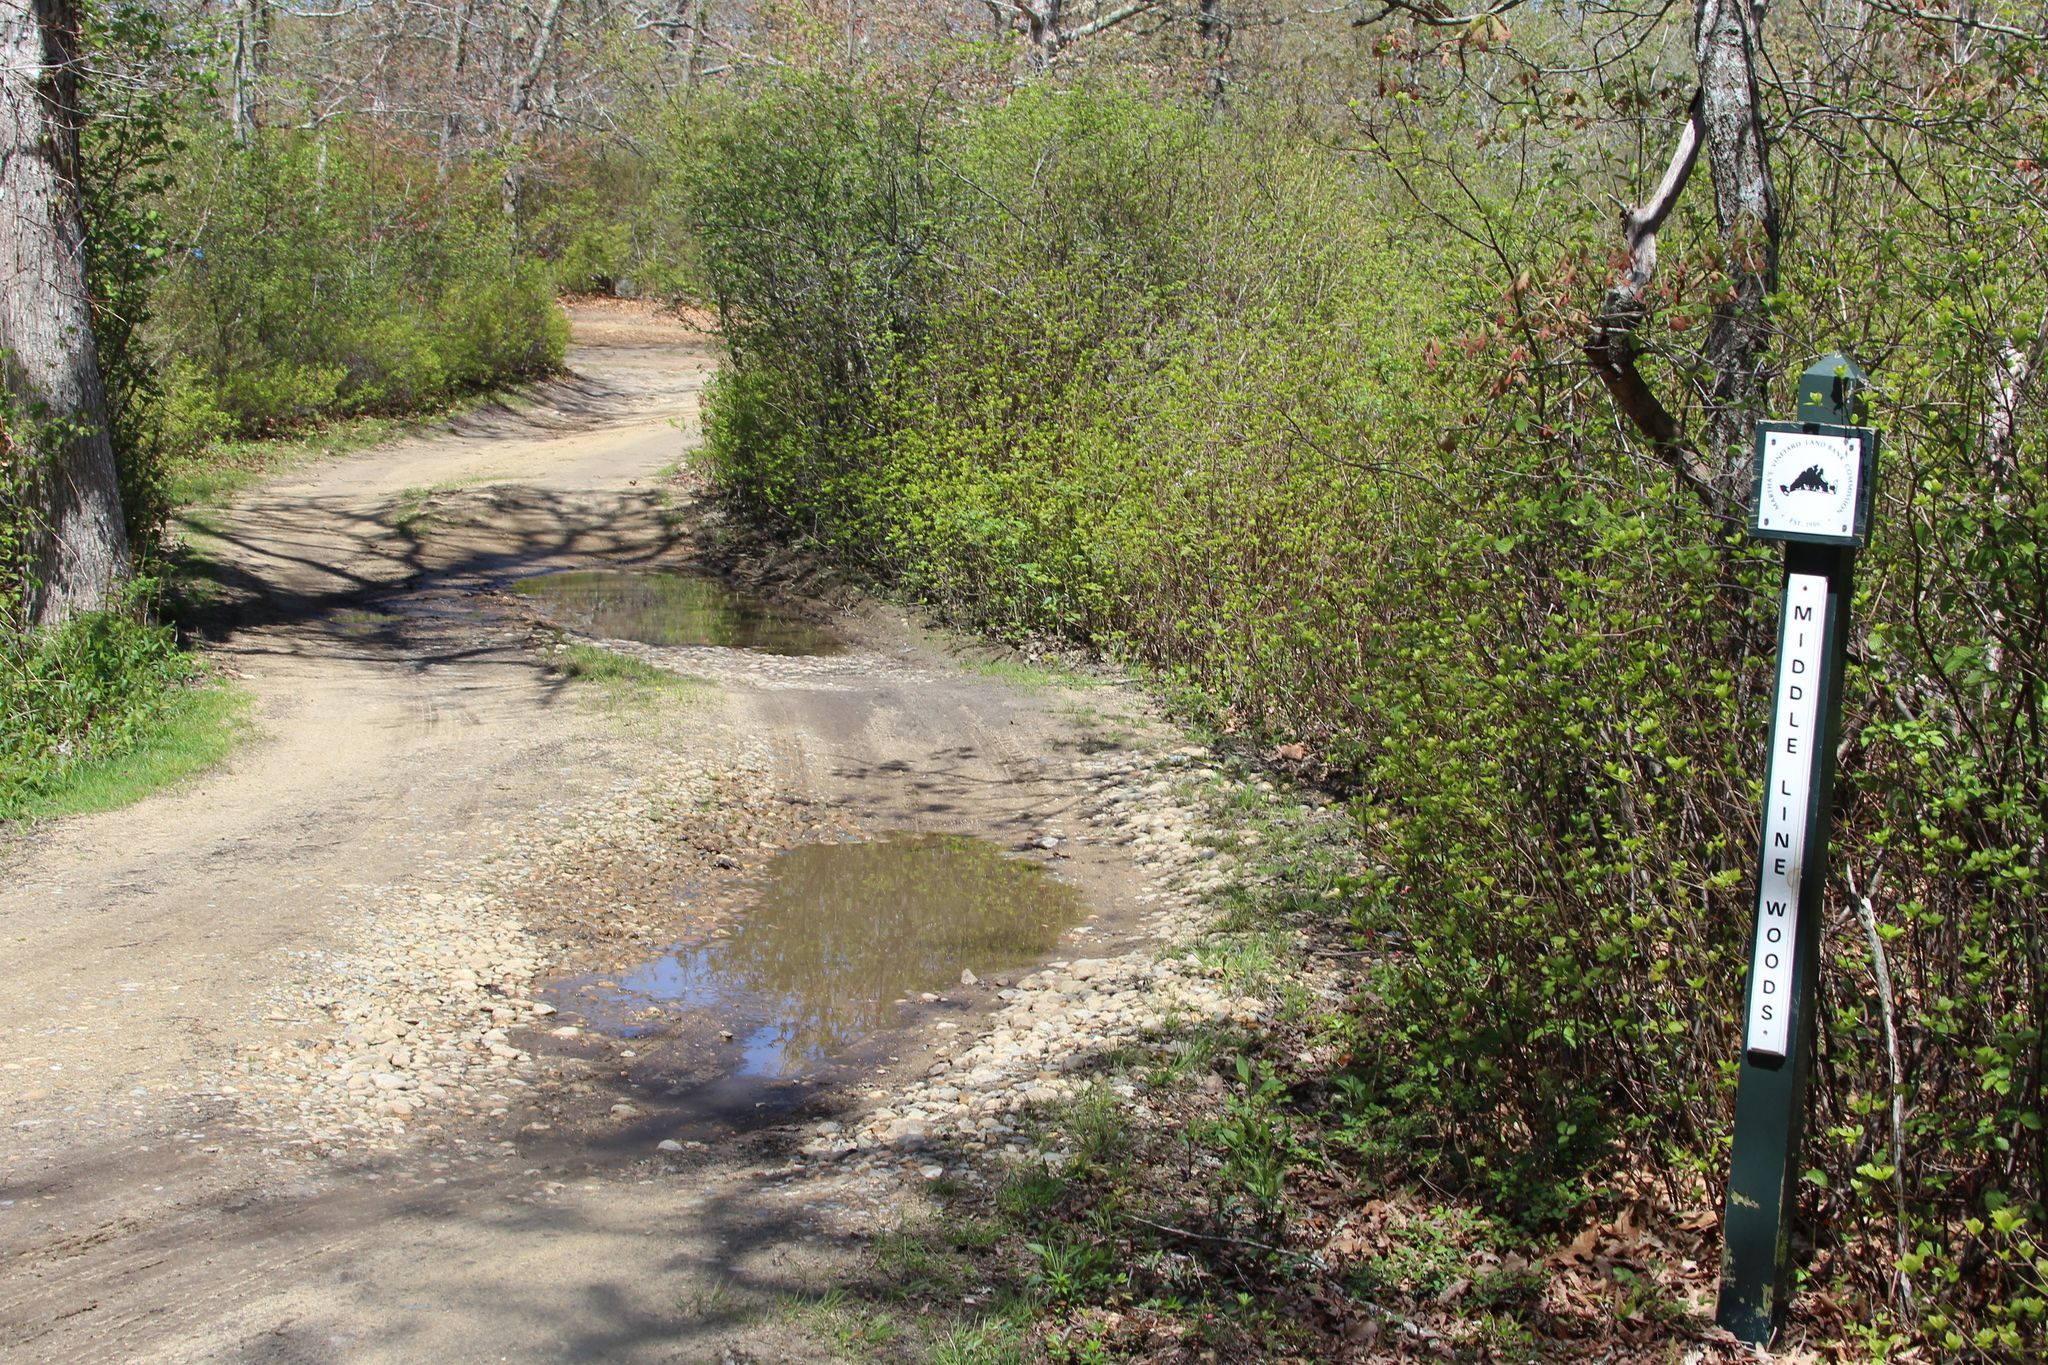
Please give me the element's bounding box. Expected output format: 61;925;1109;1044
163;390;510;512
550;641;712;709
959;653;1101;692
389;486;438;537
779;1286;903;1358
928;1318;1030;1365
995;1167;1070;1225
674;1279;764;1323
1;678;250;821
872;1225;978;1303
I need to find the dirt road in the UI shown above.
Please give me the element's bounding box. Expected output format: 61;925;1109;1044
0;304;1216;1361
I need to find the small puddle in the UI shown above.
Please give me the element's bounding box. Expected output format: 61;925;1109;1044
550;834;1087;1077
512;568;842;655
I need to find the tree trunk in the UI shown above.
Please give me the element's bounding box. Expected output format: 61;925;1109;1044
1;0;130;625
1585;91;1734;512
436;0;475;182
1694;0;1779;499
499;0;568;223
1199;0;1230;107
1023;0;1063;70
679;0;709;92
1585;0;1780;516
229;0;268;145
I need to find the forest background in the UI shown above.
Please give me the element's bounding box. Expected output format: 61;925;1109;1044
1;0;2043;1357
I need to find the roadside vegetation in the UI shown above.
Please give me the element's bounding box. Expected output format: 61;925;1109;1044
0;600;246;820
3;0;2041;1357
677;35;2045;1365
3;2;566;818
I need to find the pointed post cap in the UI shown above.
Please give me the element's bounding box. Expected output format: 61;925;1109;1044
1798;353;1868;425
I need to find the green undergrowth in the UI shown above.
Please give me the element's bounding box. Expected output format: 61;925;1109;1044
1;607;248;822
687;72;2047;1353
5;680;249;821
156;126;566;439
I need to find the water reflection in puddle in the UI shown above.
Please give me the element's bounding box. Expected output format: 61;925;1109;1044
513;569;842;655
553;834;1087;1077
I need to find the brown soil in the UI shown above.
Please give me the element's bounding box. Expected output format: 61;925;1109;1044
0;304;1173;1363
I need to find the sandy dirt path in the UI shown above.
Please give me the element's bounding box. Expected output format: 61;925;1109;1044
0;305;1188;1362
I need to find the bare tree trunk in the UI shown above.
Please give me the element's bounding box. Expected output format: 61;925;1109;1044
1023;0;1063;70
436;0;476;182
1695;0;1779;498
1199;0;1230;107
500;0;568;223
229;0;269;145
1;0;130;625
679;0;709;91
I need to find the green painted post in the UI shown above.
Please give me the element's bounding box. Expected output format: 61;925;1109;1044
1716;355;1878;1344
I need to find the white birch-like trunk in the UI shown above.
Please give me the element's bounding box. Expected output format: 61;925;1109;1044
1695;0;1779;498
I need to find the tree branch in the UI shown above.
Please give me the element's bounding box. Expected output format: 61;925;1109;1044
1066;0;1154;42
1351;0;1528;29
1583;88;1728;513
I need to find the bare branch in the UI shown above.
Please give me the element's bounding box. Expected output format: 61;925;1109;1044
1860;0;2046;42
1583;88;1732;514
1067;0;1154;41
1351;0;1528;29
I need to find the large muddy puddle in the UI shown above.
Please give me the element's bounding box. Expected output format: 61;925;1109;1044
513;568;842;655
549;834;1087;1077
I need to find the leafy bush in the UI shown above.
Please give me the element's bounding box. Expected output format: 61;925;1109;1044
521;151;703;299
688;72;2041;1349
154;127;567;436
0;603;197;816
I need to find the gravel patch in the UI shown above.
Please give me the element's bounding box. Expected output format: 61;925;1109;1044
217;721;1266;1201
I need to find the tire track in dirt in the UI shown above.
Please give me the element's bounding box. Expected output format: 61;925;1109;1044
0;303;1204;1362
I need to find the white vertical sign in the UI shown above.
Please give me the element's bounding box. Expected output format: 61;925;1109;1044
1745;574;1829;1060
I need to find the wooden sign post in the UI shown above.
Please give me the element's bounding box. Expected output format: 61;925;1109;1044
1716;354;1879;1345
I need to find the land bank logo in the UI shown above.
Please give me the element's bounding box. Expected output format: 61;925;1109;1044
1779;464;1835;496
1757;430;1859;538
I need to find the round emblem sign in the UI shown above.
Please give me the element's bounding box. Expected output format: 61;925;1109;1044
1757;431;1860;539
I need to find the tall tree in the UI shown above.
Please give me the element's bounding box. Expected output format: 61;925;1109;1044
1;0;129;625
436;0;477;179
1692;0;1776;496
499;0;569;221
228;0;269;143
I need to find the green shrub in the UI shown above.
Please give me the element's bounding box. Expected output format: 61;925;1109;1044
687;71;2044;1348
520;151;703;298
0;604;199;816
153;127;567;437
